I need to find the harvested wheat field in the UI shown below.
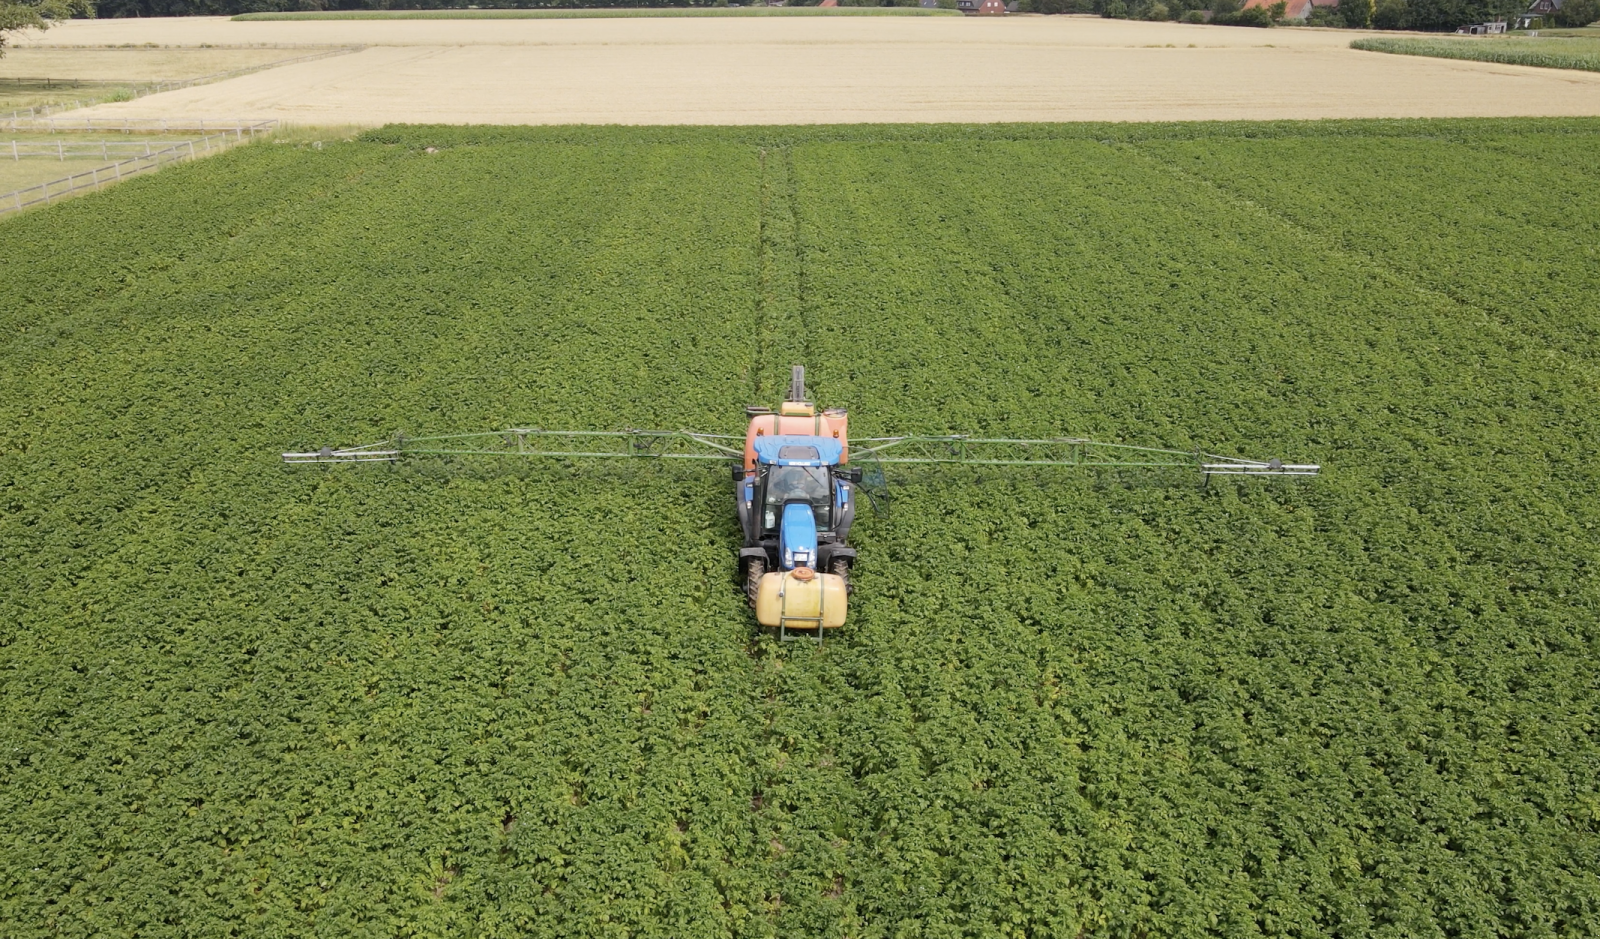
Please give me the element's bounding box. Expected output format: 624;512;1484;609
13;14;1600;125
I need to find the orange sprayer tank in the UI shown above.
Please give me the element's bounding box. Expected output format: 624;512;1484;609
743;401;848;471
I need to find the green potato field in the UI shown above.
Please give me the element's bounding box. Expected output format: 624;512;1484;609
2;120;1597;937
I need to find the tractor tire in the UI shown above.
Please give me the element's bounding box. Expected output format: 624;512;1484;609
829;557;852;593
744;557;766;608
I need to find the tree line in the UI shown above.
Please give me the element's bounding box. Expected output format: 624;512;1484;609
1030;0;1596;28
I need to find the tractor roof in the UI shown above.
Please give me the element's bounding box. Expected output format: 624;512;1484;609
753;435;844;467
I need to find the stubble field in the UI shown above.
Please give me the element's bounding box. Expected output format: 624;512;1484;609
11;15;1600;125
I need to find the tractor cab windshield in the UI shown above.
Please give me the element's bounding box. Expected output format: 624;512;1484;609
762;464;832;531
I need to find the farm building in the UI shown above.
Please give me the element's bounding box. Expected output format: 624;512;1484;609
957;0;1009;12
1515;0;1566;26
1240;0;1340;20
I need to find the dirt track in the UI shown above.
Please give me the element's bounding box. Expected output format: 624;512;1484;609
17;15;1600;125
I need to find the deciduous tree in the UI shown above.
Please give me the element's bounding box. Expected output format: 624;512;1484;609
1555;0;1598;25
1340;0;1372;28
0;0;92;58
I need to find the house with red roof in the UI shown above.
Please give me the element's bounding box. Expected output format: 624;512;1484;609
1240;0;1339;18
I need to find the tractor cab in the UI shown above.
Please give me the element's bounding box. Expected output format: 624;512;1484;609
737;435;857;573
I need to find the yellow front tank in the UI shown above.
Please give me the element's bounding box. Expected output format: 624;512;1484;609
755;567;848;631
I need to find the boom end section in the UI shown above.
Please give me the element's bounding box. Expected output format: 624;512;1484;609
282;444;400;464
1201;458;1320;478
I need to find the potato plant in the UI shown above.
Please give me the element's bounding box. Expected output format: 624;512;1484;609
1;120;1597;937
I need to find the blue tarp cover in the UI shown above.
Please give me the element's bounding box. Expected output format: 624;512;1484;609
752;435;844;466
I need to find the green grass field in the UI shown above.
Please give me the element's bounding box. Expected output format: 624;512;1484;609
0;84;132;118
233;6;959;20
0;158;120;195
2;119;1598;936
1352;34;1600;72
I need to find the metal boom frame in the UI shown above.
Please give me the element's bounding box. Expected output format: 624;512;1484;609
850;436;1319;479
284;429;1318;481
282;429;744;465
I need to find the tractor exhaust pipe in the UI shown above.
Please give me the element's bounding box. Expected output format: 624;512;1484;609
789;365;806;404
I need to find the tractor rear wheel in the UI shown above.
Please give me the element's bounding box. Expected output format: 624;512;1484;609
829;557;852;593
744;557;765;607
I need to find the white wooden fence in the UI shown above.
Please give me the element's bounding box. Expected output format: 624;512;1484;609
0;121;278;218
2;118;279;134
0;77;128;89
9;139;186;161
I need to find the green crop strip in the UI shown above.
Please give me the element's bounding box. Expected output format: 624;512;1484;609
1;121;1598;936
1352;35;1600;72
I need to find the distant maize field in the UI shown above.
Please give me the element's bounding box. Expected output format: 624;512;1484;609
1353;35;1600;72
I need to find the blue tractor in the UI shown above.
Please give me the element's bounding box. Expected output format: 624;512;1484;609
732;368;860;636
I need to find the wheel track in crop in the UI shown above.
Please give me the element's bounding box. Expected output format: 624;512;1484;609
751;147;812;403
746;144;836;932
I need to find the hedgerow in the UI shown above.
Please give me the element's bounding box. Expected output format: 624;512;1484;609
0;121;1596;937
231;7;961;18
